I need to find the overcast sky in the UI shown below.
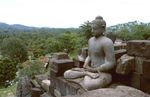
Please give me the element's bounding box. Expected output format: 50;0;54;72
0;0;149;28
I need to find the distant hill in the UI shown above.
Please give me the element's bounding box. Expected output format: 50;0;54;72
0;22;79;34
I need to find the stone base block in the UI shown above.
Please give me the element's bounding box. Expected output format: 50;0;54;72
50;77;85;96
50;59;74;77
131;72;150;93
143;59;150;79
116;54;135;75
127;40;150;58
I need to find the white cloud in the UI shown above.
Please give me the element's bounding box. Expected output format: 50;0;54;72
0;0;150;28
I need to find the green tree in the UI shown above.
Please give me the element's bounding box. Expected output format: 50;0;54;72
0;57;17;86
0;37;28;63
58;32;80;53
79;21;92;46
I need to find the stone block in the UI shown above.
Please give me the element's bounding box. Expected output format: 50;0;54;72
114;49;127;60
143;59;150;79
31;87;43;97
54;77;81;96
131;72;150;93
114;43;127;50
131;72;141;89
134;57;150;78
35;74;48;85
49;77;55;96
127;40;150;58
135;57;145;74
116;54;135;75
141;77;150;94
52;52;69;60
50;59;74;77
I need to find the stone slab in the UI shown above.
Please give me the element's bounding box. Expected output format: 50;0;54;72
64;85;150;97
116;54;135;75
127;40;150;58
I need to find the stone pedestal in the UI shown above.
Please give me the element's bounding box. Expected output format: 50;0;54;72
50;59;74;77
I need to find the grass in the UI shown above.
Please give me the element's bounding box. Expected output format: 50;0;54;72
0;83;16;97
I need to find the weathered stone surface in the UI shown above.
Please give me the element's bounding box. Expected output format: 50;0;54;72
114;43;127;50
131;72;150;94
31;87;43;97
49;77;55;96
134;57;150;77
141;77;150;94
114;49;127;60
54;77;82;96
52;52;69;60
135;57;145;74
131;72;141;89
41;79;51;92
127;40;150;58
64;85;150;97
116;54;135;75
16;76;32;97
50;59;74;77
40;92;51;97
35;74;48;85
143;59;150;79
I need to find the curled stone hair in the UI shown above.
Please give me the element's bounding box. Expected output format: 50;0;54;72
95;16;103;20
92;16;106;28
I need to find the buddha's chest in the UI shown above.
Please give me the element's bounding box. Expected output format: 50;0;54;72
89;42;103;55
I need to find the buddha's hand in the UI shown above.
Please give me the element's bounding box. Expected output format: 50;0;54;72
86;72;99;79
84;66;97;73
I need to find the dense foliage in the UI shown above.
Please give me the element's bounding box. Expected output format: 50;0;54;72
108;21;150;40
0;37;28;63
0;57;17;86
17;60;45;78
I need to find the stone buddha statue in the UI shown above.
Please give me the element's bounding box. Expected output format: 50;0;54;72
64;16;116;90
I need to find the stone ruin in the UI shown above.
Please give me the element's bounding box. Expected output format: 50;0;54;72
16;40;150;97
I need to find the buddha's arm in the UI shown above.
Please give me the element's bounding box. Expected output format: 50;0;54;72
83;56;90;68
98;40;116;72
83;55;98;73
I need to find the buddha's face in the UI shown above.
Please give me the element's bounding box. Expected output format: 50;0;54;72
91;23;105;38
